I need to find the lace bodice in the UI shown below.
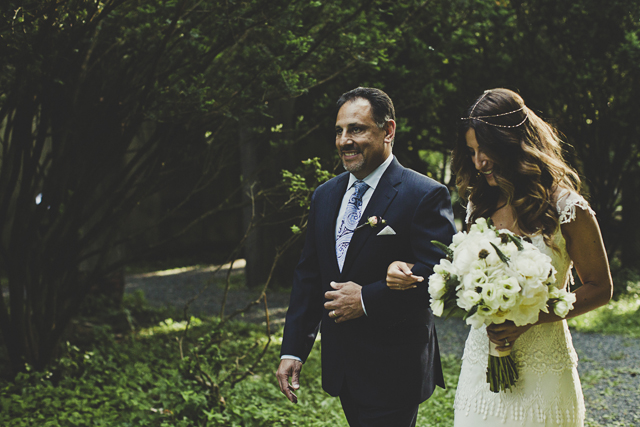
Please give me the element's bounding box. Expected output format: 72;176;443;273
454;191;593;426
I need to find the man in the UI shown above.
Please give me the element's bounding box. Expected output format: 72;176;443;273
276;87;456;426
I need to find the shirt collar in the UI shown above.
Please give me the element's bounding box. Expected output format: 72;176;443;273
347;153;394;191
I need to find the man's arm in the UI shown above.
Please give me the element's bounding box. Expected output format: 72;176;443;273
361;184;456;324
280;191;324;362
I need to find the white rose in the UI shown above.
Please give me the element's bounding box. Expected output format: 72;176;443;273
553;299;570;318
452;231;468;246
431;298;444;317
452;247;476;274
488;309;509;324
550;288;576;317
507;290;548;326
512;248;554;283
465;312;486;329
500;241;519;258
428;273;447;299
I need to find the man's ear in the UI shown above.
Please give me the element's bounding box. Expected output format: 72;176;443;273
384;119;396;144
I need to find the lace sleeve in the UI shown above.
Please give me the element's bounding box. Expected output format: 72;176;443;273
556;189;596;224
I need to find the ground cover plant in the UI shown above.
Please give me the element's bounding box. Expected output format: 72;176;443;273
1;271;637;426
0;292;460;426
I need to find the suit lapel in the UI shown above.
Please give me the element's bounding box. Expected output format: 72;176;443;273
340;158;403;277
318;173;349;277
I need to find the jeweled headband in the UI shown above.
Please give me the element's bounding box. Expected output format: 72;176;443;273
461;91;529;128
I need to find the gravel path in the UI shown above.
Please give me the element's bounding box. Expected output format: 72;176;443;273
126;265;640;427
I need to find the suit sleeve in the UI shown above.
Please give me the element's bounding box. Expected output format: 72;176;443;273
280;191;325;362
361;184;456;324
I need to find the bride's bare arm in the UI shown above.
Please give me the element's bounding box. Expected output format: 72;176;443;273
557;206;613;317
488;207;613;349
386;261;424;290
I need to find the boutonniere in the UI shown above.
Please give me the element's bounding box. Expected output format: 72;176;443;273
355;216;386;231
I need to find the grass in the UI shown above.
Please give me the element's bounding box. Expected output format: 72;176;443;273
568;292;640;337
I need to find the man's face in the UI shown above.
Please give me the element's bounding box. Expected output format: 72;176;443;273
334;98;393;180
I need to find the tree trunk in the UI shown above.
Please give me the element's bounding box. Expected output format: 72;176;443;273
621;169;640;269
239;118;265;288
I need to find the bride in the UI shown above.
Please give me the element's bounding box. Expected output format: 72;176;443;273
386;88;613;426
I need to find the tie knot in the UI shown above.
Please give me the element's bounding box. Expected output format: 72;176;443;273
353;180;369;198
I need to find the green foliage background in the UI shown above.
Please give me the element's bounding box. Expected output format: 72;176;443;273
1;0;640;425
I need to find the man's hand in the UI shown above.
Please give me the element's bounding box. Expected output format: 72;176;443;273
386;261;424;290
276;359;302;403
324;281;365;323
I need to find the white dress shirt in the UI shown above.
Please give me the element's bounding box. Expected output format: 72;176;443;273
281;154;394;362
335;153;393;239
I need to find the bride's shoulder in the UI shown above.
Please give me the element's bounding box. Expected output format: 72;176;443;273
552;187;595;225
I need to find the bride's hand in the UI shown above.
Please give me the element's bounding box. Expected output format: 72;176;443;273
386;261;424;290
486;321;533;351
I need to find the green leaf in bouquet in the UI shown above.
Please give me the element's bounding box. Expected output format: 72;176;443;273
463;304;478;321
443;304;463;321
490;242;511;264
431;240;453;260
486;217;494;228
507;233;524;251
444;274;459;297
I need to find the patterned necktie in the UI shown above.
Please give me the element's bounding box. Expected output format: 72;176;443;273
336;180;369;272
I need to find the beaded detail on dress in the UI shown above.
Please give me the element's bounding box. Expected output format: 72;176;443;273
453;191;593;426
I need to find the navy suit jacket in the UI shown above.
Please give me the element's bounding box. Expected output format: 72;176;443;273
281;157;456;407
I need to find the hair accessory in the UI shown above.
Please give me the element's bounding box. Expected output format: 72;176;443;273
461;105;529;128
468;91;490;117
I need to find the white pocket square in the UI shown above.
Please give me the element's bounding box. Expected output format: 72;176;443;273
377;225;396;236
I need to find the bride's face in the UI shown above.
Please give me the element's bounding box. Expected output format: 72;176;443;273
466;128;497;187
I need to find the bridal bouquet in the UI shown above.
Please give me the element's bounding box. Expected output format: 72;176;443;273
428;217;576;393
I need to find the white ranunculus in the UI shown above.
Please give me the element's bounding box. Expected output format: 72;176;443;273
470;217;488;233
462;270;488;291
498;276;521;295
434;259;455;276
495;276;521;310
498;291;519;310
477;304;497;316
428;273;447;299
469;259;487;274
457;288;482;311
431;298;444;317
481;282;503;310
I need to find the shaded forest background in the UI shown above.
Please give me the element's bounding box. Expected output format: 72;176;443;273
1;0;639;374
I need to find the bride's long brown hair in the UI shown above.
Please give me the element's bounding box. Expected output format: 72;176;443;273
452;88;581;246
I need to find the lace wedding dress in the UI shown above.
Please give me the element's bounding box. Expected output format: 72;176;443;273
453;191;593;426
